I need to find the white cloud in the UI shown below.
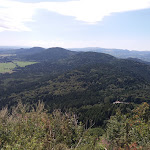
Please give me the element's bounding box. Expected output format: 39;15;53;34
38;0;150;23
0;0;36;31
0;0;150;32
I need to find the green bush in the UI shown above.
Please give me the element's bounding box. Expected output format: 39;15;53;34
106;103;150;149
0;102;104;150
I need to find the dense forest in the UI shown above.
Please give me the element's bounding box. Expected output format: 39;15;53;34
0;47;150;149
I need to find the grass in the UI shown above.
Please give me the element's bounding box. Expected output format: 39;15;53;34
0;63;16;73
14;61;37;67
0;61;37;73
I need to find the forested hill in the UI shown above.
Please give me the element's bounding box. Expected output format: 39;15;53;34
0;47;150;127
70;47;150;62
16;47;77;62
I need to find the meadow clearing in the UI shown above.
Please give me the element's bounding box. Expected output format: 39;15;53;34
0;61;36;73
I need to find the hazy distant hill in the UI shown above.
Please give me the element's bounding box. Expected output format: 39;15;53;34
23;47;76;62
70;47;150;62
0;46;29;54
2;46;150;63
60;52;116;66
15;47;45;55
13;47;76;62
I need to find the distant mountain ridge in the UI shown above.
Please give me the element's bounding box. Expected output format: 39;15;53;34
7;47;76;62
70;47;150;62
2;46;150;62
23;47;76;62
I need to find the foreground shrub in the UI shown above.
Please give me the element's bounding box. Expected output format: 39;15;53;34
106;102;150;149
0;102;104;150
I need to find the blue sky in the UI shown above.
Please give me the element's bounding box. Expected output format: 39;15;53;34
0;0;150;50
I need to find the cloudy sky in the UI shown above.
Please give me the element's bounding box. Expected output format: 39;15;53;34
0;0;150;50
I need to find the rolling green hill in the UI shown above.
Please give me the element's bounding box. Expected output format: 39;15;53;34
71;47;150;62
0;48;150;127
16;47;77;62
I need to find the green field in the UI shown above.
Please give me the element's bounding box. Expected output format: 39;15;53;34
0;61;37;73
14;61;37;67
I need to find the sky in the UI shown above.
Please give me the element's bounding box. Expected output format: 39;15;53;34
0;0;150;51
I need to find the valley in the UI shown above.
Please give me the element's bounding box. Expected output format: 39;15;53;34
0;47;150;149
